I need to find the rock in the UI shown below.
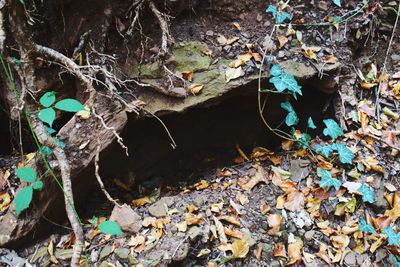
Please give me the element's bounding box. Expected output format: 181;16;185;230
188;226;202;240
0;249;26;266
289;210;313;229
206;30;214;36
304;230;315;242
99;245;113;260
344;252;357;266
148;197;174;218
114;248;130;260
90;249;99;263
290;159;310;182
317;1;328;11
256;14;263;22
270;260;281;267
109;204;142;233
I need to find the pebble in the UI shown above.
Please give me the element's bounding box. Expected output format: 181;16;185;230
114;248;130;260
304;230;315;241
344;252;357;266
256;14;263;22
99;245;113;260
206;30;214;36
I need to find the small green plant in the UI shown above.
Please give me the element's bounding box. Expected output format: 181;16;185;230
14;167;43;215
266;4;292;24
331;0;341;7
358;218;375;234
384;227;400;247
317;168;341;190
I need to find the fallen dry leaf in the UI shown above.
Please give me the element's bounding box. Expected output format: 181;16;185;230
181;71;193;81
185;213;203;225
232;239;249;258
213;216;227;243
255;243;263;261
268;214;282;236
330;234;350;251
194;179;209;190
237;165;267;190
225;67;243;82
273;242;287;258
227;36;239;45
284;190;305;212
0;192;11;212
224;227;243;239
232;22;241;31
287;236;303;264
218;215;241;227
277;35;288;49
132;196;151;207
385;192;400;221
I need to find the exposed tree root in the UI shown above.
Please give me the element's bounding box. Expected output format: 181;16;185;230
148;0;173;57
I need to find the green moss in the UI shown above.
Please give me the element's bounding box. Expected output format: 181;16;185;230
170;42;212;73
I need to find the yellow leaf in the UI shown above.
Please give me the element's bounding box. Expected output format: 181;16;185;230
128;234;145;247
185;213;203;225
194;179;209;190
188;83;204;95
330;234;350;251
197;248;211;257
25;153;36;162
218;215;241;227
288;237;303;264
232;22;241;31
277;35;288;49
224;227;243;239
227;36;239;45
132;196;151;207
0;192;11;212
237;164;267;190
232;239;249;258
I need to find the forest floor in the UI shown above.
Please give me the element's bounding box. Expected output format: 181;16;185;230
1;0;400;266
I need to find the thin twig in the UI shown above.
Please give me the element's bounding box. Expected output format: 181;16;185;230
383;1;400;69
148;0;172;56
94;134;121;207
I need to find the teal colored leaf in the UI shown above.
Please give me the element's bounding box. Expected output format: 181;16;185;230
55;99;85;112
358;184;375;204
32;181;43;190
14;186;33;216
307;117;316;129
331;0;341;7
298;133;311;148
280;102;299;126
54;137;66;149
359;219;375;234
276;11;292;24
16;167;36;183
335;144;355;164
323;119;343;139
315;144;334;158
11;57;22;66
38;107;56;127
40;146;52;156
384;227;400;247
265;5;277;17
270;65;283;77
89;216;98;225
318;168;341;190
98;221;123;235
39;92;56;108
270;73;302;98
45;126;57;135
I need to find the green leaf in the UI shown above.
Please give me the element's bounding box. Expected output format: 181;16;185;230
39;92;56;108
276;11;292;24
323;119;343;139
16;167;36;183
11;57;22;66
14;186;33;216
307;117;316;129
298;133;311;148
40;146;52;156
331;0;341;7
318;168;341;190
384;227;400;247
280;102;299;126
54;137;66;149
38;107;56;127
265;5;277;17
335;143;355;164
315;144;334;158
45;126;57;135
98;221;124;236
32;181;43;190
55;99;85;112
270;65;283;77
359;219;375;234
270;73;302;98
358;184;375;204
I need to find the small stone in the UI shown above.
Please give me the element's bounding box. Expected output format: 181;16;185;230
206;30;214;36
148;197;174;218
256;14;263;22
188;226;202;240
109;204;142;233
99;245;113;260
114;248;130;260
344;252;357;266
223;45;231;53
318;1;328;11
278;50;285;58
271;260;280;267
304;230;315;241
149;47;159;54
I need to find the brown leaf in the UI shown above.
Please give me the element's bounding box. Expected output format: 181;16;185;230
288;237;303;264
268;214;282;236
185;213;203;225
330;234;350;251
132;196;151;207
232;22;241;31
277;35;288;49
255;243;263;261
0;192;11;212
224;227;243;239
385;192;400;221
182;71;193;81
237;165;267;190
194;179;209;190
218;215;241;227
284;190;305;212
227;36;239;45
273;242;287;258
